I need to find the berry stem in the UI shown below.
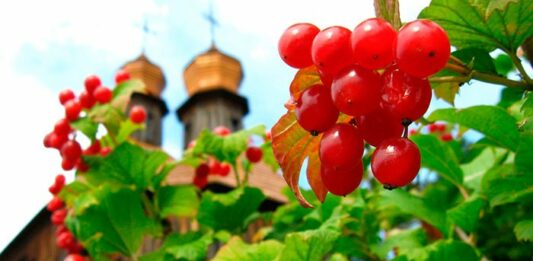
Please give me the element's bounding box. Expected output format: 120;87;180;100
508;51;533;85
231;162;242;187
373;0;401;30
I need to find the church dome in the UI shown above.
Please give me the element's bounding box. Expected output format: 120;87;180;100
122;54;166;97
183;45;243;96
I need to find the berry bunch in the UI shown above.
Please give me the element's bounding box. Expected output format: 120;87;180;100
189;126;264;189
428;122;454;141
47;174;86;258
278;18;450;193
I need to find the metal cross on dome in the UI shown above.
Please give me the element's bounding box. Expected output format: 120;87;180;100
203;0;219;47
141;17;155;53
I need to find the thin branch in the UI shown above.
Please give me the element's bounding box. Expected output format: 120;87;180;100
449;55;467;66
509;52;533;85
231;162;242;187
442;63;533;90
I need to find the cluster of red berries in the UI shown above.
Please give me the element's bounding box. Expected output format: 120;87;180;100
47;174;86;260
278;18;450;194
43;71;147;172
189;126;264;189
427;122;453;141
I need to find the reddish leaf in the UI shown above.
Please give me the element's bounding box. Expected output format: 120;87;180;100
307;147;328;203
272;112;323;208
289;66;322;101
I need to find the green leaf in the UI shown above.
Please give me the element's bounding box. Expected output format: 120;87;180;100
163;232;213;261
197;187;265;232
278;227;340;261
521;93;533;118
380;189;448;234
419;0;533;52
70;117;98;140
494;53;515;76
156;185;199;218
421;240;479;261
461;147;506;192
112;79;145;98
372;229;428;259
515;133;533;174
482;163;533;207
88;103;125;135
447;196;486;233
116;120;143;144
470;0;520;19
260;142;280;173
433;81;460;106
428;106;520;150
497;87;524;108
212;237;284;261
411;135;464;187
453;48;497;73
85;142;168;190
67;187;157;257
514;220;533;242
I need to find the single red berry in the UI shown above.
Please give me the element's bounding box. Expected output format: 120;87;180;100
56;230;75;249
356;109;403;147
84;75;101;94
209;160;222;175
61;140;82;162
48;132;69;150
187;140;196;149
79;90;96;109
54;118;72;137
409;129;417;136
319;123;364;168
93;86;112;104
396;19;451;78
436;123;447;132
61;158;76;171
55;174;66;186
59;89;76;105
295;84;339;134
440;133;453;142
64;254;85;261
67;242;84;255
371;137;421;189
76;159;89;172
51;208;68;225
115;69;131;84
265;130;272;142
321;161;363;196
311;26;354;78
47;197;64;212
193;172;208;189
100;147;112;156
129;105;147;124
331;66;382;116
64;100;82;121
55;224;69;237
49;183;62;195
428;123;439;133
213;126;231;136
351;18;397;70
278;23;320;68
43;133;53;148
218;163;231;177
380;67;432;121
246;147;263;163
195;163;210;177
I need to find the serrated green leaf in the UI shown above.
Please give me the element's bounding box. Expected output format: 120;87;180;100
212;237;283;261
278;227;340;261
514;220;533;242
156;185;199;218
116;120;143;144
411;135;464;188
461;147;506;192
67;187;157;257
70;117;98;140
482;163;533;207
421;240;479;261
447;197;486;233
428;106;520;150
419;0;533;52
470;0;520;19
372;229;428;259
164;232;213;261
380;189;448;234
197;187;265;232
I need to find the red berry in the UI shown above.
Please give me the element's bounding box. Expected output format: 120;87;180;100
195;163;210;177
380;67;432;121
61;158;76;171
64;254;85;261
43;133;53;148
47;132;69;150
295;84;339;134
100;147;112;157
84;75;101;94
64;100;82;121
319;123;364;168
428;123;439;133
49;183;62;195
409;129;417;136
47;197;64;212
79;90;96;109
194;163;210;189
371;137;421;189
55;224;69;237
187;140;196;149
396;19;451;78
311;26;354;78
331;66;382;116
83;140;101;155
265;130;272;142
213;126;231;136
278;23;320;68
209;160;222;175
56;230;75;249
436;123;447;132
55;174;66;186
218;163;231;177
321;161;363;196
76;159;89;172
93;86;112;104
59;89;76;105
440;133;453;142
51;208;68;225
246;147;263;163
61;140;82;161
351;18;397;70
115;69;131;84
67;242;84;254
356;109;403;147
54;118;72;136
129;105;147;124
193;173;208;189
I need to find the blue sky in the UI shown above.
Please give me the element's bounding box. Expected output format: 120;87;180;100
0;0;512;252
